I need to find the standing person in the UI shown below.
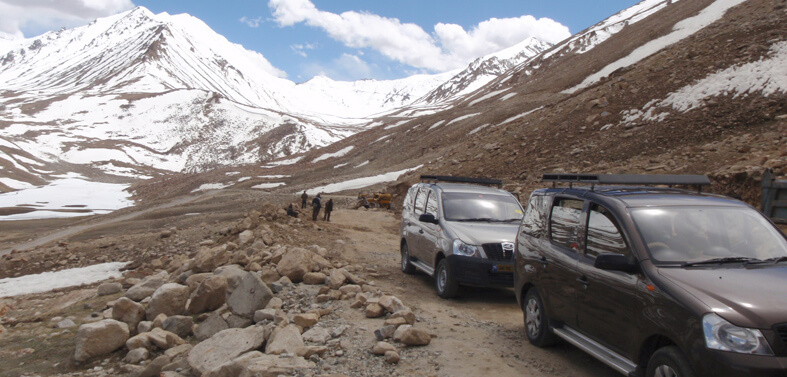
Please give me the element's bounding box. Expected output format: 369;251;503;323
311;193;321;221
323;198;334;221
301;191;308;209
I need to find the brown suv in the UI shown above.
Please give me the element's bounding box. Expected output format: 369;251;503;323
514;174;787;377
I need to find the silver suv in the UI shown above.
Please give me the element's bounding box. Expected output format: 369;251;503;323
399;175;524;298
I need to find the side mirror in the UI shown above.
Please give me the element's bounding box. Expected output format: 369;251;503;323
419;213;439;224
594;253;638;273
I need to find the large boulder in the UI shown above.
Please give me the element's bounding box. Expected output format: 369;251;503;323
187;326;268;376
74;319;129;362
242;354;315;376
227;272;273;319
162;315;194;338
184;273;213;293
126;271;169;302
186;275;228;314
192;245;230;273
146;283;189;320
112;297;146;331
276;248;313;283
97;281;122;296
327;269;347;289
202;351;264;377
399;327;431;346
265;324;304;355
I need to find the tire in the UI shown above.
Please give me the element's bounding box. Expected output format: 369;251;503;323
435;258;459;298
646;346;695;377
401;242;416;275
523;288;558;347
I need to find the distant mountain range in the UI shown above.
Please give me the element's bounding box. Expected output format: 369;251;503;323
0;7;555;190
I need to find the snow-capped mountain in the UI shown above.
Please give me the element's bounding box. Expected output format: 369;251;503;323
0;6;553;191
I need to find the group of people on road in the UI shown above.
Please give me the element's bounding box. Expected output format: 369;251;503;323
289;191;333;221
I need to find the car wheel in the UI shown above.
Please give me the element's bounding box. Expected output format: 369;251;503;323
401;242;416;274
646;346;695;377
523;288;557;347
435;258;459;298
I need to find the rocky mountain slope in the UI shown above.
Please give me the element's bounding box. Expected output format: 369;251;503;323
183;0;782;211
0;7;552;193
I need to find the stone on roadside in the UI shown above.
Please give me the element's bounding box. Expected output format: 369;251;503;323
378;295;406;314
74;319;129;362
373;341;396;355
186;275;227;314
97;282;123;296
364;303;385;318
126;271;169;302
214;265;246;293
383;317;408;328
292;312;319;329
265;324;304;355
192;245;230;273
162;315;194;338
328;269;347;289
187;326;268;376
193;313;229;341
390;309;416;325
399;327;431;346
112;297;146;331
147;283;189;320
276;247;313;283
302;327;331;344
302;272;327;285
384;350;400;364
238;230;254;246
123;348;150;364
148;327;186;349
227;272;273;319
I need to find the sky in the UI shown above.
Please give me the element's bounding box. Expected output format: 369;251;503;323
0;0;641;82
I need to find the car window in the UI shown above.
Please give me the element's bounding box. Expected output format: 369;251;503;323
441;192;522;221
550;198;584;251
425;189;439;217
586;203;629;257
413;187;427;216
521;194;547;238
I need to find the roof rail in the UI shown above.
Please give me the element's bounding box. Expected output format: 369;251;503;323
421;175;503;188
541;173;711;193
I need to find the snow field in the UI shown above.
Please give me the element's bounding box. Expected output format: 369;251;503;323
0;262;128;298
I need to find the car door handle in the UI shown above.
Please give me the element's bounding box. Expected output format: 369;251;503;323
536;256;548;265
418;229;424;234
576;276;589;286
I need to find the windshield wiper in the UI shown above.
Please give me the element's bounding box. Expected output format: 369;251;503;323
682;257;760;267
744;256;787;265
455;218;495;222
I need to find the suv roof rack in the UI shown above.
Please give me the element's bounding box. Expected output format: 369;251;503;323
541;173;711;193
421;175;503;188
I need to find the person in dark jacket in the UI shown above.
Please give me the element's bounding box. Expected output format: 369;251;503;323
323;198;334;221
311;193;321;221
301;191;308;209
286;203;298;218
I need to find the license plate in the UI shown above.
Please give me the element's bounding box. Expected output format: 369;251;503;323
495;264;514;273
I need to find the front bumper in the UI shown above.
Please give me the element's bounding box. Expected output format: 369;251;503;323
447;254;513;288
694;349;787;377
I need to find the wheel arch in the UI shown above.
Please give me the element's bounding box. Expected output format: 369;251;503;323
637;334;677;373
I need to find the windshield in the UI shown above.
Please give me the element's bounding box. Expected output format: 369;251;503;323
631;206;787;264
442;192;523;222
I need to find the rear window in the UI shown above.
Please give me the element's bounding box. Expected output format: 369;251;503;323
521;194;548;238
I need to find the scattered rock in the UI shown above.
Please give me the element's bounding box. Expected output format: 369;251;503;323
147;327;186;350
364;303;385;318
162;315;194;338
187;326;268;376
146;283;189;320
399;327;431;346
186;275;228;314
328;269;347;289
384;350;400;364
302;272;327;285
112;297;146;331
123;348;149;364
265;324;304;355
292;312;319;329
227;272;273;319
192;245;230;273
126;271;168;302
276;247;313;283
74;319;129;362
302;327;331;344
56;318;77;328
97;282;123;296
193;313;229;341
373;341;396;355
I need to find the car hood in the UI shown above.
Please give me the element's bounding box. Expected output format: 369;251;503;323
658;266;787;329
444;221;519;245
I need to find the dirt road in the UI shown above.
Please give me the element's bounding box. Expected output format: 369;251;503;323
328;208;617;377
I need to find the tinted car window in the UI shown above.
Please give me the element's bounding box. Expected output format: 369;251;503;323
413;187;427;215
425;190;439;217
442;192;522;222
550;198;583;250
631;206;787;263
521;195;547;238
586;203;628;257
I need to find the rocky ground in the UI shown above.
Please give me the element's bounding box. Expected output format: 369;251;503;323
0;195;618;377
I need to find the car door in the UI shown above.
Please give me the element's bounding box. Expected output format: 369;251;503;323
420;188;443;267
539;196;585;327
403;185;427;260
575;202;642;356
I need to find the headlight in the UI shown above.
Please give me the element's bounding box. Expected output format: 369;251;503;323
453;239;479;257
702;313;774;355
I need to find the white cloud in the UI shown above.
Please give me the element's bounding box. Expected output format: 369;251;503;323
239;16;264;28
0;0;134;37
291;42;316;57
268;0;570;72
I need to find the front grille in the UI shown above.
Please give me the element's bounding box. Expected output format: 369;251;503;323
482;243;513;261
775;324;787;344
772;323;787;357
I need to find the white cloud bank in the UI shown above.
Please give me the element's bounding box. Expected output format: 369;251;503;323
0;0;134;37
268;0;570;72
